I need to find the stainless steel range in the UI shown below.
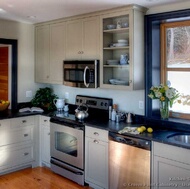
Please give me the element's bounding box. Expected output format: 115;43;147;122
50;95;112;186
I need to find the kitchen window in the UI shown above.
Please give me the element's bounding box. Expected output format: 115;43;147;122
160;21;190;120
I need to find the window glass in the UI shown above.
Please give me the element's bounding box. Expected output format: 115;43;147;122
161;21;190;118
166;26;190;68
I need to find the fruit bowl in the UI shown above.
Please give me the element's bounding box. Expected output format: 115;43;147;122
0;101;10;111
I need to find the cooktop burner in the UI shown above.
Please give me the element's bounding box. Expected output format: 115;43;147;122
50;95;113;127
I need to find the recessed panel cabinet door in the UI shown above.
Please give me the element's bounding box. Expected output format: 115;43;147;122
49;22;65;84
35;25;50;83
65;20;83;60
65;16;100;60
82;17;100;60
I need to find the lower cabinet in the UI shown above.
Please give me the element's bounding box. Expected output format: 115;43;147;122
0;116;38;174
85;126;108;189
40;116;50;167
152;142;190;189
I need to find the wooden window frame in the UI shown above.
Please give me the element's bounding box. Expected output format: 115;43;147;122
160;20;190;120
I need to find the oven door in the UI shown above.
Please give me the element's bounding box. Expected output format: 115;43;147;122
50;122;84;169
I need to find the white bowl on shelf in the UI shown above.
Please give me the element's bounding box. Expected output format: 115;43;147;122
106;60;119;65
122;22;129;28
109;79;128;85
107;24;116;30
118;39;128;43
113;43;128;47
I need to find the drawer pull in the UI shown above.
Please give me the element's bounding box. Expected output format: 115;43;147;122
94;140;99;144
24;134;29;137
23;152;29;156
22;120;27;123
94;132;99;136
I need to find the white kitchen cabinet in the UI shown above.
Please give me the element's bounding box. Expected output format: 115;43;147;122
152;141;190;189
40;116;50;167
35;22;65;84
65;16;100;60
85;126;108;189
100;5;146;90
0;116;38;174
35;25;50;83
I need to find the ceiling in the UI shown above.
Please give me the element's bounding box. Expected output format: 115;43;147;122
0;0;187;24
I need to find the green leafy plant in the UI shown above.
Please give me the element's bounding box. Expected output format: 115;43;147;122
31;87;58;111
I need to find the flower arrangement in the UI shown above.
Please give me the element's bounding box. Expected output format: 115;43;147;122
148;84;180;119
148;84;180;107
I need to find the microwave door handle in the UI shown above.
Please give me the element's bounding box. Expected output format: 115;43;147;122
84;66;90;87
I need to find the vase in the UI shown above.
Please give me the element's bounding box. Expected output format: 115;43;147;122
160;100;169;119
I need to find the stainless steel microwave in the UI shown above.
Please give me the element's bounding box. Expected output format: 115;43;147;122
63;60;99;88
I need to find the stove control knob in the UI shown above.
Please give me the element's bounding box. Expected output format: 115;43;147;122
105;102;108;107
100;102;104;106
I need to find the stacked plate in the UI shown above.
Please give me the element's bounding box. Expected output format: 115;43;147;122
113;39;128;47
106;60;119;65
109;79;128;85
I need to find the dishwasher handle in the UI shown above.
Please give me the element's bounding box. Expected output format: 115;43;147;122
109;131;151;151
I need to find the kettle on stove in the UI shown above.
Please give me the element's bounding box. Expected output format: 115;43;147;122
75;103;89;120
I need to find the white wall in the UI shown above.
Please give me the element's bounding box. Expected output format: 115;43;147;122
0;19;45;103
50;84;145;115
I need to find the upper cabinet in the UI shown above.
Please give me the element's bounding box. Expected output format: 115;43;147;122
35;22;65;84
100;7;146;90
65;16;100;60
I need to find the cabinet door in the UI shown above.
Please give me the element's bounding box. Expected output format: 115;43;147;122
82;17;100;60
41;125;50;165
85;136;108;189
49;22;65;84
153;156;190;189
65;20;83;60
35;25;50;83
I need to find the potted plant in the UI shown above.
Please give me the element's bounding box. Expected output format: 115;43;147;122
31;87;58;111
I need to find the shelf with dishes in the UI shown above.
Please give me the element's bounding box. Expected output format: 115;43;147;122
103;27;129;34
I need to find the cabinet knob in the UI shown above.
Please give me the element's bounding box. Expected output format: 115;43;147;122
44;120;47;122
22;120;27;123
0;124;1;126
48;133;50;135
94;140;99;144
94;132;99;136
23;152;29;156
24;134;29;137
78;51;81;54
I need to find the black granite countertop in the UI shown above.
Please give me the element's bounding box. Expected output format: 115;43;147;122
1;109;190;150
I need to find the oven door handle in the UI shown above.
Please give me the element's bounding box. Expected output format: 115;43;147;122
84;66;90;88
50;159;83;175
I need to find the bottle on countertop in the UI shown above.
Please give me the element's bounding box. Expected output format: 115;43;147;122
109;106;112;120
111;104;117;121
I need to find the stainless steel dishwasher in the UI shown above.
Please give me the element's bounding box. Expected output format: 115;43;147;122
109;132;151;189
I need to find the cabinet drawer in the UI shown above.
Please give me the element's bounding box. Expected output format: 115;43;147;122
41;116;50;126
0;119;10;130
153;142;190;164
0;128;33;146
0;145;34;170
85;126;108;142
10;116;34;129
